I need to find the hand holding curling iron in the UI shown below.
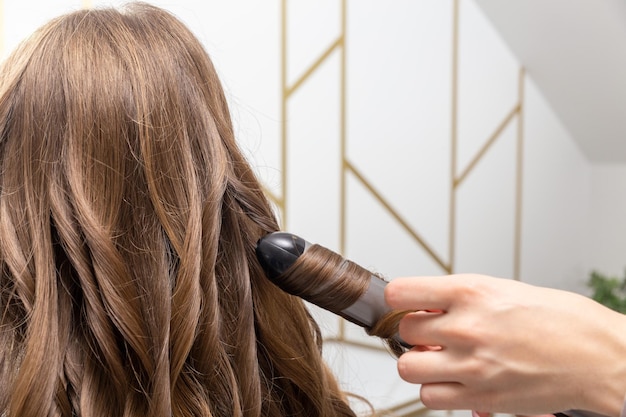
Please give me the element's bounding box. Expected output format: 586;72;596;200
385;275;626;417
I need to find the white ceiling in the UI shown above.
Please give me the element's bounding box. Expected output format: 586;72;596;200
474;0;626;163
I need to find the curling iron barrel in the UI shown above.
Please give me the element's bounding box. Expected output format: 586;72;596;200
255;232;408;348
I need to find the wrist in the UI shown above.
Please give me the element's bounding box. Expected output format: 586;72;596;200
581;308;626;417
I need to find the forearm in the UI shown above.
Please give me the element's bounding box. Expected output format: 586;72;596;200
578;306;626;417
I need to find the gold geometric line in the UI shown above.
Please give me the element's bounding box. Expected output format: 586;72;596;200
382;397;427;414
449;0;459;274
454;103;520;188
285;37;343;98
0;0;4;59
400;408;431;417
336;319;346;342
280;1;422;412
404;409;431;417
339;0;347;255
280;0;288;229
346;160;450;273
396;407;431;417
338;0;348;343
513;67;526;281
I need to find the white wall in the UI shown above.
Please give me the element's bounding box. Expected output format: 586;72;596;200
588;165;626;279
521;79;591;293
0;0;603;415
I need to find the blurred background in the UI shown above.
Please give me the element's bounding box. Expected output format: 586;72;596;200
4;0;625;415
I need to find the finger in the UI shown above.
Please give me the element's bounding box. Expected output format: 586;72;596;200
397;349;462;385
419;382;472;410
398;311;447;346
385;276;457;311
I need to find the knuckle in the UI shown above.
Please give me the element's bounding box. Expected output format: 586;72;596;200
439;318;478;343
456;276;486;298
463;356;488;380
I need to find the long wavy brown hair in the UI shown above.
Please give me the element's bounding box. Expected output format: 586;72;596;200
0;3;357;417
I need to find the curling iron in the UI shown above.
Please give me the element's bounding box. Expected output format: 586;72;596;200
255;233;590;417
255;231;409;348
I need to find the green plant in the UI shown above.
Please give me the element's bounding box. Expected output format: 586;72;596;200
588;270;626;314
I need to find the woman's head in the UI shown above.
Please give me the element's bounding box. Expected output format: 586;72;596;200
0;3;355;417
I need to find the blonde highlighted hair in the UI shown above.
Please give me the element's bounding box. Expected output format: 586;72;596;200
0;3;355;417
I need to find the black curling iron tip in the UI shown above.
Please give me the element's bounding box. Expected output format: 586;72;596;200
256;232;309;280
